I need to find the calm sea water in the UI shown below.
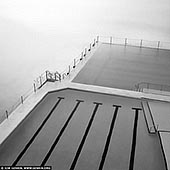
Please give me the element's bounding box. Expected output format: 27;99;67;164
0;0;170;118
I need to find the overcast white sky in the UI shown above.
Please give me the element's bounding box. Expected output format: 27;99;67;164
0;0;170;113
0;0;170;39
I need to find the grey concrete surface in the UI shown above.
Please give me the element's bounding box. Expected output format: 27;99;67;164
103;102;135;170
160;132;170;170
148;100;170;170
149;101;170;131
0;92;59;165
17;96;74;166
73;44;170;90
134;107;165;170
0;89;166;170
74;103;113;170
141;101;156;133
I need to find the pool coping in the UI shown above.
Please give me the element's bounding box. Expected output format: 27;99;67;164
1;79;170;146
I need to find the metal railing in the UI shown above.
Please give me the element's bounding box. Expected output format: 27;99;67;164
34;39;97;90
98;36;170;50
34;70;61;90
135;82;170;93
0;38;98;124
0;87;34;124
1;35;169;124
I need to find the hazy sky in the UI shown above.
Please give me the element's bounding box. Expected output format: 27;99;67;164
0;0;170;113
1;0;170;39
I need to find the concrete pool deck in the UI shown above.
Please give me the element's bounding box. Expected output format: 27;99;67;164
1;80;170;146
73;43;170;90
0;88;167;169
0;42;170;169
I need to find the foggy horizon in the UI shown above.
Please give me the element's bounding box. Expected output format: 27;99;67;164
0;0;170;115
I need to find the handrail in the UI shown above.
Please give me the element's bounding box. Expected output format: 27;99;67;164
135;82;170;92
34;70;62;90
0;37;98;125
98;36;170;50
0;87;34;124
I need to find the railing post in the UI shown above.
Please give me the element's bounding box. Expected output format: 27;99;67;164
39;76;42;86
73;59;76;68
88;43;91;51
59;74;61;81
96;36;99;43
140;39;143;48
54;73;57;80
92;39;95;47
6;110;8;119
21;96;24;104
69;65;71;74
125;38;127;46
80;52;83;60
157;41;160;49
110;36;112;45
67;65;71;75
45;71;48;81
84;48;87;57
33;83;36;93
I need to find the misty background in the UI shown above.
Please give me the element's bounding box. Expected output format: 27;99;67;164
0;0;170;116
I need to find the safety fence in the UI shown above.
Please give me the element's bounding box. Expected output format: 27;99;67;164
98;36;170;50
0;38;98;124
0;87;34;124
